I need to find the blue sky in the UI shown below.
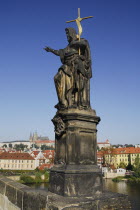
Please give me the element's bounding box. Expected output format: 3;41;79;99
0;0;139;145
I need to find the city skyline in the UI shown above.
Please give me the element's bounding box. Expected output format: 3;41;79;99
0;0;140;144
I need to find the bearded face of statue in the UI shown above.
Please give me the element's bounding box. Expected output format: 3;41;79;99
65;28;77;43
65;29;72;43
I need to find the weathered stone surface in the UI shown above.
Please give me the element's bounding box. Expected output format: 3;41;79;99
53;109;100;166
0;176;13;195
46;191;132;210
0;176;48;210
0;193;20;210
0;176;132;210
22;188;48;210
50;109;102;197
49;165;103;197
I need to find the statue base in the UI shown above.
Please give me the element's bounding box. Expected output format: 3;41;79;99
49;165;103;197
49;108;102;197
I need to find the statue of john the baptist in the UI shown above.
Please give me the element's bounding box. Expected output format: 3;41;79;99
44;27;92;110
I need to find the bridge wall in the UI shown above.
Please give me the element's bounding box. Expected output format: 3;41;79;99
0;175;132;210
0;175;47;210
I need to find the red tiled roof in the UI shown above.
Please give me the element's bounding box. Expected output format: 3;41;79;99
114;147;140;154
0;152;34;160
43;150;55;158
30;151;40;157
104;147;140;155
38;163;54;170
97;151;104;157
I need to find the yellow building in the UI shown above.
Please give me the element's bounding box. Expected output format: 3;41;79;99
104;147;140;168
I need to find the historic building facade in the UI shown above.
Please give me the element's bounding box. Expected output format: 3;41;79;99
29;132;55;148
104;147;140;168
97;139;111;150
0;152;38;170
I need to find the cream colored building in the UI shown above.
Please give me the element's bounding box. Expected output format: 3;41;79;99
97;139;111;150
104;147;140;168
0;152;39;170
0;141;30;148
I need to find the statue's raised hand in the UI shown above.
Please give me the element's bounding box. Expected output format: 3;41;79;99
44;47;60;56
44;46;52;52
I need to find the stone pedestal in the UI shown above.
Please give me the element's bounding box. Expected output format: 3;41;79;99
49;165;102;197
49;108;102;197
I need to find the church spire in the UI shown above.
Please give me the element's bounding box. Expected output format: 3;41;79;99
29;132;33;143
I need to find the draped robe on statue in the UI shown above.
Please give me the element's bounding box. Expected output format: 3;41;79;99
54;28;92;110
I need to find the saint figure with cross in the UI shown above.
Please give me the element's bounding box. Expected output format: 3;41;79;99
44;9;93;110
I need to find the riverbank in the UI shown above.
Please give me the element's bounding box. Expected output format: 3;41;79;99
0;169;50;184
112;176;140;183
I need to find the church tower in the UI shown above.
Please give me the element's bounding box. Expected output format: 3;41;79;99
33;131;38;142
29;132;33;143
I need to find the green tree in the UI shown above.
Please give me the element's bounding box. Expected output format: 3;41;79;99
14;143;27;151
119;162;127;169
14;144;20;151
134;155;140;168
35;172;42;183
124;144;134;148
100;147;115;166
9;143;12;148
44;171;49;182
41;144;48;151
2;144;7;148
112;144;123;148
126;163;133;171
31;144;39;149
97;146;100;151
133;155;140;178
20;174;35;183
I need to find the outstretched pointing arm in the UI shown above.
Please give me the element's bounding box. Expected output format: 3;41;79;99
44;46;60;56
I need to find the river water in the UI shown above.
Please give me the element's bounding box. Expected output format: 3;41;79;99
26;180;140;210
104;179;140;210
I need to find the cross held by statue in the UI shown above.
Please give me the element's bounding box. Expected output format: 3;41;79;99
66;8;93;55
